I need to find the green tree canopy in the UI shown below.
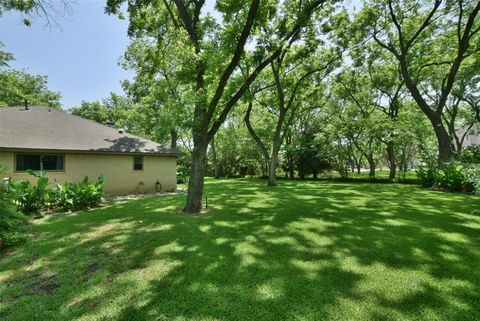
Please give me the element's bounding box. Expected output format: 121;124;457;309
0;69;61;108
107;0;335;212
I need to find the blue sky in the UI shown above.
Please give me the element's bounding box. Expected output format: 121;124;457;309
0;0;132;109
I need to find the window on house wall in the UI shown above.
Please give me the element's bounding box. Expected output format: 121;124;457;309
15;154;65;171
41;155;64;170
133;156;144;171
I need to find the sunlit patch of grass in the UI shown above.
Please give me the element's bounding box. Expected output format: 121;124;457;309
0;178;479;321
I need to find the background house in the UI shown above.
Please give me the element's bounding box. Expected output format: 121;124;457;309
0;106;178;195
463;125;480;147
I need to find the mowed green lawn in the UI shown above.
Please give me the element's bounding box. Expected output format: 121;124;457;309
1;179;479;321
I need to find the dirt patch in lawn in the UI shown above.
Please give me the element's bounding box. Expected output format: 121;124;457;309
24;273;60;295
83;262;102;281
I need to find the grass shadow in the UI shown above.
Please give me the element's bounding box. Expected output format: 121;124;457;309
0;178;479;320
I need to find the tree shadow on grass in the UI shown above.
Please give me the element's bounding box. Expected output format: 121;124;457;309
0;179;479;320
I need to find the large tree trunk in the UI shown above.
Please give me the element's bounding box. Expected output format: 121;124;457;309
398;55;457;168
386;140;396;179
268;153;278;186
184;144;208;213
366;154;375;178
433;122;455;166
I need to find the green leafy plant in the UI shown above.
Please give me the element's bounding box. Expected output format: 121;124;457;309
0;168;29;248
464;164;480;194
457;146;480;164
8;170;52;215
417;162;479;194
0;195;29;247
416;165;438;187
176;165;189;184
53;176;105;212
435;163;469;192
7;170;105;215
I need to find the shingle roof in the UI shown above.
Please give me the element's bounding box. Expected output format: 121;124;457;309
0;106;179;156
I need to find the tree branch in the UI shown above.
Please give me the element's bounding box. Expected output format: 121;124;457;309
163;0;180;28
173;0;199;44
244;100;271;162
206;0;261;121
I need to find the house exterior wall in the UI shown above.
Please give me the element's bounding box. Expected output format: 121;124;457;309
0;151;177;195
464;132;480;147
458;125;480;148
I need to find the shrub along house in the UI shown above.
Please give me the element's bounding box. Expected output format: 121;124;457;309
0;106;178;195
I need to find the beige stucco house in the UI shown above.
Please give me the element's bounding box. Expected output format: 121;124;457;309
462;125;480;147
0;106;178;195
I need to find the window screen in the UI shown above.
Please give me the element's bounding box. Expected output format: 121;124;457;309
16;154;64;171
16;154;41;171
133;156;144;171
41;155;64;170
